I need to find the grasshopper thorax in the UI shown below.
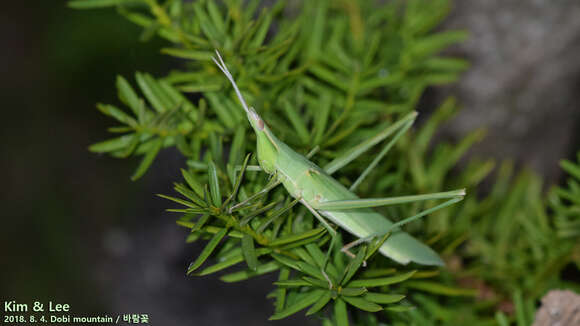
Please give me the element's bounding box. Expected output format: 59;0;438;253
255;122;278;175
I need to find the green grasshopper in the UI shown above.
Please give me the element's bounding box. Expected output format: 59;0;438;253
212;51;464;284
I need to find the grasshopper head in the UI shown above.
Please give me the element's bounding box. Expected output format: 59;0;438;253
212;50;279;174
248;107;278;174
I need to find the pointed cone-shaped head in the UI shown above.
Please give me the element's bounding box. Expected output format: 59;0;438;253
212;50;279;173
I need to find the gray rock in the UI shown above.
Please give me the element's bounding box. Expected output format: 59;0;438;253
436;0;580;182
532;290;580;326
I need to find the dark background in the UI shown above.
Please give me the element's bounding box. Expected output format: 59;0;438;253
1;1;579;325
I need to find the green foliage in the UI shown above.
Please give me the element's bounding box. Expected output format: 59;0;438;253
550;153;580;241
74;0;579;325
82;0;468;181
369;104;579;325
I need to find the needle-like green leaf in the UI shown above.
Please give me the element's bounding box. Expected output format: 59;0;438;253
136;72;166;113
131;138;163;181
341;296;383;312
269;290;324;320
385;304;415;312
364;293;405;304
275;268;290;312
190;214;211;234
339;287;367;296
305;291;331;316
89;134;135;153
116;75;141;116
197;247;271;276
207;160;221;207
283;100;310;145
274;279;310;287
157;194;199;208
348;270;416;288
220;261;279;282
271;253;301;272
181;169;204;197
340;246;366;285
404;281;477;296
495;312;510;326
187;227;228;274
174;183;206;207
334;299;349;326
241;234;259;271
161;48;214;61
268;227;325;247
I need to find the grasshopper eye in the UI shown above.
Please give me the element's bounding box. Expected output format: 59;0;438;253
249;107;264;130
257;119;264;130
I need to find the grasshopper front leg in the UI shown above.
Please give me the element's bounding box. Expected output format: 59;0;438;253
300;199;338;289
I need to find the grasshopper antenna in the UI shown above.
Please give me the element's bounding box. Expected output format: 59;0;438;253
212;50;252;116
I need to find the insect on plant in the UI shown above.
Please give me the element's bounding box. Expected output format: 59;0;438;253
212;51;466;287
